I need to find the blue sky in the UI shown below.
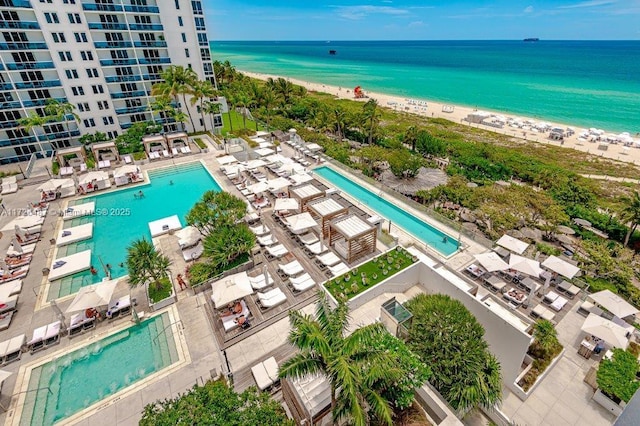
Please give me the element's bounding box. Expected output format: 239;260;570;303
205;0;640;40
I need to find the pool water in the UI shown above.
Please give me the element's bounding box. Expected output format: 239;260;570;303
314;166;459;256
20;313;179;425
49;162;221;300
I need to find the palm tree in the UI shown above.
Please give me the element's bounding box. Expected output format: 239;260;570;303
221;89;236;133
362;99;380;145
151;66;197;132
279;292;398;426
170;109;188;132
260;87;277;131
149;95;174;131
45;99;79;144
18;112;49;154
331;106;348;143
203;100;222;132
189;79;216;132
234;91;251;129
404;125;419;152
126;238;171;292
619;191;640;246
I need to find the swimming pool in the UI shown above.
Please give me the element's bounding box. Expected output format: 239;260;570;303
314;166;459;256
49;162;221;300
19;312;179;425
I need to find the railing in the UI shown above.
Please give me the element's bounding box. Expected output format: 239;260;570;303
82;3;123;11
0;121;18;129
124;5;159;13
99;58;137;66
94;41;132;49
0;42;47;50
22;98;66;107
6;135;36;144
0;101;22;109
138;57;170;64
133;40;167;48
15;80;61;89
0;83;12;90
115;106;148;114
44;130;80;140
5;0;32;8
88;22;128;30
105;74;141;83
6;61;54;70
143;73;161;81
110;90;146;99
0;21;39;30
128;23;163;31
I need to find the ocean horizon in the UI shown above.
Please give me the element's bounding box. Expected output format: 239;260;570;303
210;40;640;134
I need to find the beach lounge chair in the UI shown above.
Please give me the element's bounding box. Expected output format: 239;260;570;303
27;321;61;353
0;295;18;315
181;146;192;154
542;290;559;305
298;232;318;246
7;243;36;257
68;311;96;337
279;259;304;277
316;252;341;268
123;154;133;164
577;300;604;317
257;234;278;246
305;241;328;256
550;295;568;311
219;300;251;331
0;311;14;331
251;356;279;391
266;244;288;259
172;147;179;156
557;280;581;299
531;304;556;322
4;255;32;270
249;224;270;236
290;273;313;286
1;182;18;195
0;266;28;284
257;288;287;309
328;262;349;277
291;276;315;292
1;279;23;296
249;272;274;290
0;334;26;365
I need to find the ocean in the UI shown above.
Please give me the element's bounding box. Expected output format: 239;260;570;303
210;40;640;133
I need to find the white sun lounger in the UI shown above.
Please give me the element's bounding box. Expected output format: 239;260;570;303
1;279;23;296
298;232;319;245
257;288;287;308
0;334;26;365
266;244;288;258
182;241;203;261
316;252;341;267
181;146;192;154
251;356;279;391
292;276;315;292
6;243;36;257
123;154;133;164
28;320;61;353
48;250;92;281
279;260;304;277
249;272;274;290
68;310;97;337
290;273;313;286
56;223;94;247
329;262;350;277
1;182;18;195
531;304;555;322
63;201;95;220
0;311;15;331
162;150;170;158
305;241;328;255
550;295;568;311
257;234;278;246
249;224;270;236
0;266;28;284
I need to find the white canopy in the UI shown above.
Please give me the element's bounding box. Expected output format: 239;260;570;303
245;159;267;169
289;173;313;185
285;212;318;233
508;254;543;277
65;278;120;313
590;290;640;319
474;252;509;272
217;155;238;165
264;154;293;165
247;181;269;194
210;271;253;308
1;215;44;232
254;147;275;157
79;171;109;185
37;178;74;192
581;313;629;348
267;177;291;191
542;255;580;279
113;165;140;179
274;198;299;211
306;143;323;151
175;226;201;249
496;234;529;254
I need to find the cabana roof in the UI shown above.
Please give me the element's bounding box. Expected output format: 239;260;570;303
91;141;116;151
290;184;323;200
142;135;166;143
165;131;188;140
56;146;85;156
307;197;347;217
330;214;375;239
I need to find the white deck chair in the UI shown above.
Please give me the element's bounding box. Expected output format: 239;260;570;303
249;224;270;236
329;262;349;277
266;244;288;258
279;259;304;277
305;241;328;255
249;272;274;290
257;234;278;246
292;277;315;292
316;252;341;267
290;273;312;286
257;288;287;309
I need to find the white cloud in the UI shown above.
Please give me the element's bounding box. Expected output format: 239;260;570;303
332;5;410;20
524;5;534;13
408;20;424;27
557;1;616;9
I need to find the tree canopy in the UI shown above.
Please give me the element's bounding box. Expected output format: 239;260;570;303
140;380;293;426
186;191;248;236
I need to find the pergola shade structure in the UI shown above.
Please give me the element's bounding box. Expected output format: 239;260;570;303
142;135;168;156
329;214;377;263
91;141;120;163
165;132;188;150
56;146;86;168
307;197;349;239
289;184;325;212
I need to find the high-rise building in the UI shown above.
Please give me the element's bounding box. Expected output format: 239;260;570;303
0;0;215;164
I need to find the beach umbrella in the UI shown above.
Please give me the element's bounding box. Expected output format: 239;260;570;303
541;255;580;279
217;155;237;166
285;212;317;233
274;198;299;212
267;177;291;192
245;159;267;170
65;278;120;313
556;225;575;235
589;290;639;319
496;234;529;254
175;226;201;249
79;171;108;185
474;252;509;272
37;178;74;192
508;254;543;277
581;314;629;348
210;271;253;308
247;181;269;194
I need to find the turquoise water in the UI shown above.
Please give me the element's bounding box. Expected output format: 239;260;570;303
20;313;178;425
211;40;640;133
50;162;221;300
314;166;458;256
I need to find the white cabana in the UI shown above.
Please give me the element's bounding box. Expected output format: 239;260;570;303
254;147;275;157
542;255;580;279
581;313;629;348
474;252;509;272
267;177;291;192
113;165;142;186
264;154;292;165
113;165;140;179
589;290;640;319
285;212;318;233
65;278;120;313
274;198;299;211
210;271;253;308
508;254;543;277
245;159;267;170
247;181;270;194
79;171;109;186
37;178;74;192
217;155;238;166
496;234;529;254
289;173;313;185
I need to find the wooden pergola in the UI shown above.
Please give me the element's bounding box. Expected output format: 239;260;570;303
56;146;86;167
329;214;377;263
282;376;331;426
288;183;325;212
306;197;349;239
91;141;120;163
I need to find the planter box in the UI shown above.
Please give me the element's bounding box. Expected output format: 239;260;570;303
147;275;177;311
512;349;565;401
592;388;625;416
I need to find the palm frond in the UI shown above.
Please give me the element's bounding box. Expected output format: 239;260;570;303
278;353;323;380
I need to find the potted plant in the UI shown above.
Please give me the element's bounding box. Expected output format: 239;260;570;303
126;238;176;311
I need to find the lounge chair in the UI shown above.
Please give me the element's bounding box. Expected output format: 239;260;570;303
266;244;288;259
0;266;28;284
7;243;36;257
550;295;568;311
251;356;279;391
557;280;581;299
181;146;192;154
316;252;341;267
0;296;18;315
123;154;133;164
577;300;604;317
0;311;14;331
1;183;18;195
257;234;278;246
162;150;170;158
329;262;349;277
257;288;287;309
171;147;179;156
290;273;313;286
298;232;318;246
4;255;32;270
28;320;61;353
279;259;304;277
531;304;555;322
305;241;328;255
1;279;23;296
0;334;26;365
249;272;274;290
249;224;270;236
291;276;315;292
106;295;132;319
68;311;96;337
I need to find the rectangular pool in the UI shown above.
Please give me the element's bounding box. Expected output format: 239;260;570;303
314;166;459;256
49;162;221;300
19;313;179;425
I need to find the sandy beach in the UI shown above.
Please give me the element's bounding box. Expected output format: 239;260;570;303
242;71;640;167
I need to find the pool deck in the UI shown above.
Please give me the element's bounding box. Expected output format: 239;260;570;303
0;142;620;426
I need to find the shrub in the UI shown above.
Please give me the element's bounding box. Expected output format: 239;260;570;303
597;348;640;403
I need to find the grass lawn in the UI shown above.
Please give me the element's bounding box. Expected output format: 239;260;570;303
148;276;173;304
324;247;416;300
222;110;260;135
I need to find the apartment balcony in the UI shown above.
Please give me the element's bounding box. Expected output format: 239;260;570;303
0;42;48;50
105;75;141;83
22;98;66;107
14;80;61;89
133;41;167;48
3;0;32;8
115;105;149;114
128;23;163;31
0;82;12;90
88;22;128;31
138;57;170;65
82;3;123;12
94;41;133;49
0;21;40;30
44;130;81;141
143;74;162;81
6;61;55;70
100;58;137;66
123;5;159;13
0;121;18;130
110;90;146;99
8;136;37;145
0;101;22;109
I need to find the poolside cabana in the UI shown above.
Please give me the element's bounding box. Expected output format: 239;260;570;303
142;135;167;158
282;375;332;426
113;165;142;187
78;170;111;192
91;141;120;164
56;146;86;174
307;197;349;238
328;214;377;263
289;184;325;212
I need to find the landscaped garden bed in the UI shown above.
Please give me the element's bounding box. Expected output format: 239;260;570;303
324;247;417;300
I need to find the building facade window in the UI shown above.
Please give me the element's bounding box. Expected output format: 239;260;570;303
74;32;88;43
52;32;66;43
58;51;72;61
71;86;84;96
64;69;78;79
68;13;81;24
44;12;59;24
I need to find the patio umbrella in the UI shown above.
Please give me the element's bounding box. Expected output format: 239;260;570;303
496;234;529;254
508;254;543;277
474;252;509;272
267;177;291;192
556;225;576;235
79;171;109;185
175;226;201;249
65;278;120;313
589;290;640;319
245;159;267;170
247;181;269;194
573;218;592;227
542;255;580;279
37;178;74;192
285;212;318;233
288;172;313;185
581;314;629;348
210;271;253;308
520;227;542;241
274;198;299;211
217;155;237;165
